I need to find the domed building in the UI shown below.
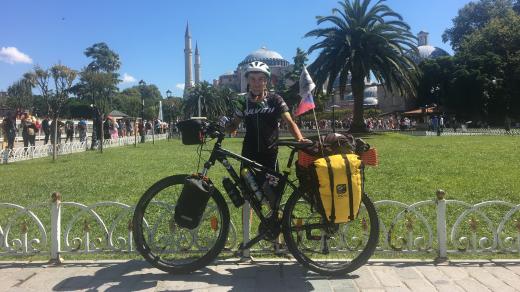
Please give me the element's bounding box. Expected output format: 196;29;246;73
330;31;450;113
216;47;293;92
410;31;450;63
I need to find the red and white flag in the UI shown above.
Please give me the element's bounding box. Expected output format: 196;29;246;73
295;66;316;116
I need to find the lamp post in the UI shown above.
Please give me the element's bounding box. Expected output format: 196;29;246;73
139;80;146;143
166;90;172;140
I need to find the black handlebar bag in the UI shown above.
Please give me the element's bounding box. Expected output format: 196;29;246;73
174;176;212;229
177;119;205;145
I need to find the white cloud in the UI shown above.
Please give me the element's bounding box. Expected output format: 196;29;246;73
176;83;185;90
121;73;136;83
0;47;33;64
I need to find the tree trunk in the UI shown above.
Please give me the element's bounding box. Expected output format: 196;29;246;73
351;75;367;133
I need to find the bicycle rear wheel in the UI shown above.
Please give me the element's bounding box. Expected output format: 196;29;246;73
282;190;379;276
132;175;230;274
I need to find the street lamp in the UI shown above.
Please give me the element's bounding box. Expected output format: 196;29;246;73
165;90;173;140
139;80;146;143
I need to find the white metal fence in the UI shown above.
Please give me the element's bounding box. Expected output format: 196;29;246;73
1;191;519;262
0;134;169;164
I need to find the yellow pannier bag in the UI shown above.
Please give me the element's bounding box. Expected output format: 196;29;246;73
314;154;363;223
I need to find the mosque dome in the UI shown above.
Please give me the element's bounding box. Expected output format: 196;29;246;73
343;86;379;103
363;86;378;98
410;45;450;63
239;47;290;67
409;31;450;63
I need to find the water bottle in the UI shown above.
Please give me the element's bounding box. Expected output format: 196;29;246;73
240;168;264;203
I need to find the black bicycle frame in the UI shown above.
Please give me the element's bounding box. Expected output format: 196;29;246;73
199;134;297;229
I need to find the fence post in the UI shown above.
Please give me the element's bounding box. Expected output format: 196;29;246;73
49;192;63;264
436;189;448;261
241;203;251;258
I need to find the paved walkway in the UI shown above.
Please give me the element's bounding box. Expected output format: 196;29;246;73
1;259;520;291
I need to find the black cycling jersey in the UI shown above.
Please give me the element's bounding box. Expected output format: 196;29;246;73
234;92;289;154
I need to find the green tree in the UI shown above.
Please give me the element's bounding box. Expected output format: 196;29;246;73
85;42;121;73
306;0;418;132
163;97;183;124
31;64;77;160
183;82;227;120
458;11;520;122
136;81;163;120
113;87;142;117
6;74;34;112
73;42;121;152
216;86;237;117
442;0;515;51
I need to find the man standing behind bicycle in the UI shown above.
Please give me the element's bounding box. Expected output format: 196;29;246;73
226;61;306;171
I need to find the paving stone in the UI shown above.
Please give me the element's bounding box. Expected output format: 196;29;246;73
370;265;406;288
435;283;465;292
415;265;464;292
353;266;382;289
393;266;422;280
455;279;492;292
332;287;359;292
466;266;516;292
504;264;520;276
401;279;437;292
306;278;332;291
20;266;88;291
438;265;470;280
484;265;520;289
385;287;412;292
328;278;356;288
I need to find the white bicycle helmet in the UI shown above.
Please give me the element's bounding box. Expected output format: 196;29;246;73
245;61;271;78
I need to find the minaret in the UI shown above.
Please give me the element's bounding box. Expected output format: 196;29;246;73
184;22;193;94
194;42;201;85
418;31;429;46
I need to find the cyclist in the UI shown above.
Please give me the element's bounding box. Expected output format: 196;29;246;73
226;61;306;171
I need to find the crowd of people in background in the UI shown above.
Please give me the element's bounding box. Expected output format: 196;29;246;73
1;109;177;152
2;109;519;152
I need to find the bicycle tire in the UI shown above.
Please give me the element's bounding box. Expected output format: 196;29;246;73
282;190;379;276
133;174;230;274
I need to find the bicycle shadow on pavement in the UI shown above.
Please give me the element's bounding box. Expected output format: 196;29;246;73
51;259;359;291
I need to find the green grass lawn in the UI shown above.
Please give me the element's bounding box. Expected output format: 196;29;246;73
1;133;519;205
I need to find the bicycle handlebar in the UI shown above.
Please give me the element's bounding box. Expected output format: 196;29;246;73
276;139;314;149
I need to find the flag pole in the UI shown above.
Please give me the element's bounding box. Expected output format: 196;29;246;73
310;91;324;157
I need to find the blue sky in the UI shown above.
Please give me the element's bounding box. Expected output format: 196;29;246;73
1;0;472;97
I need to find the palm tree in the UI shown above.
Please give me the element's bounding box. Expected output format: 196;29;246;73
182;82;228;120
306;0;419;132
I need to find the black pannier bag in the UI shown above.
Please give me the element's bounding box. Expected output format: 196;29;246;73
177;119;205;145
174;176;212;229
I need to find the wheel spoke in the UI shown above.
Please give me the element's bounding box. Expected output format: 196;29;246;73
132;176;230;273
283;191;379;275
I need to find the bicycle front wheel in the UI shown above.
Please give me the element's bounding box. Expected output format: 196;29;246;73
282;190;379;276
132;175;230;274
